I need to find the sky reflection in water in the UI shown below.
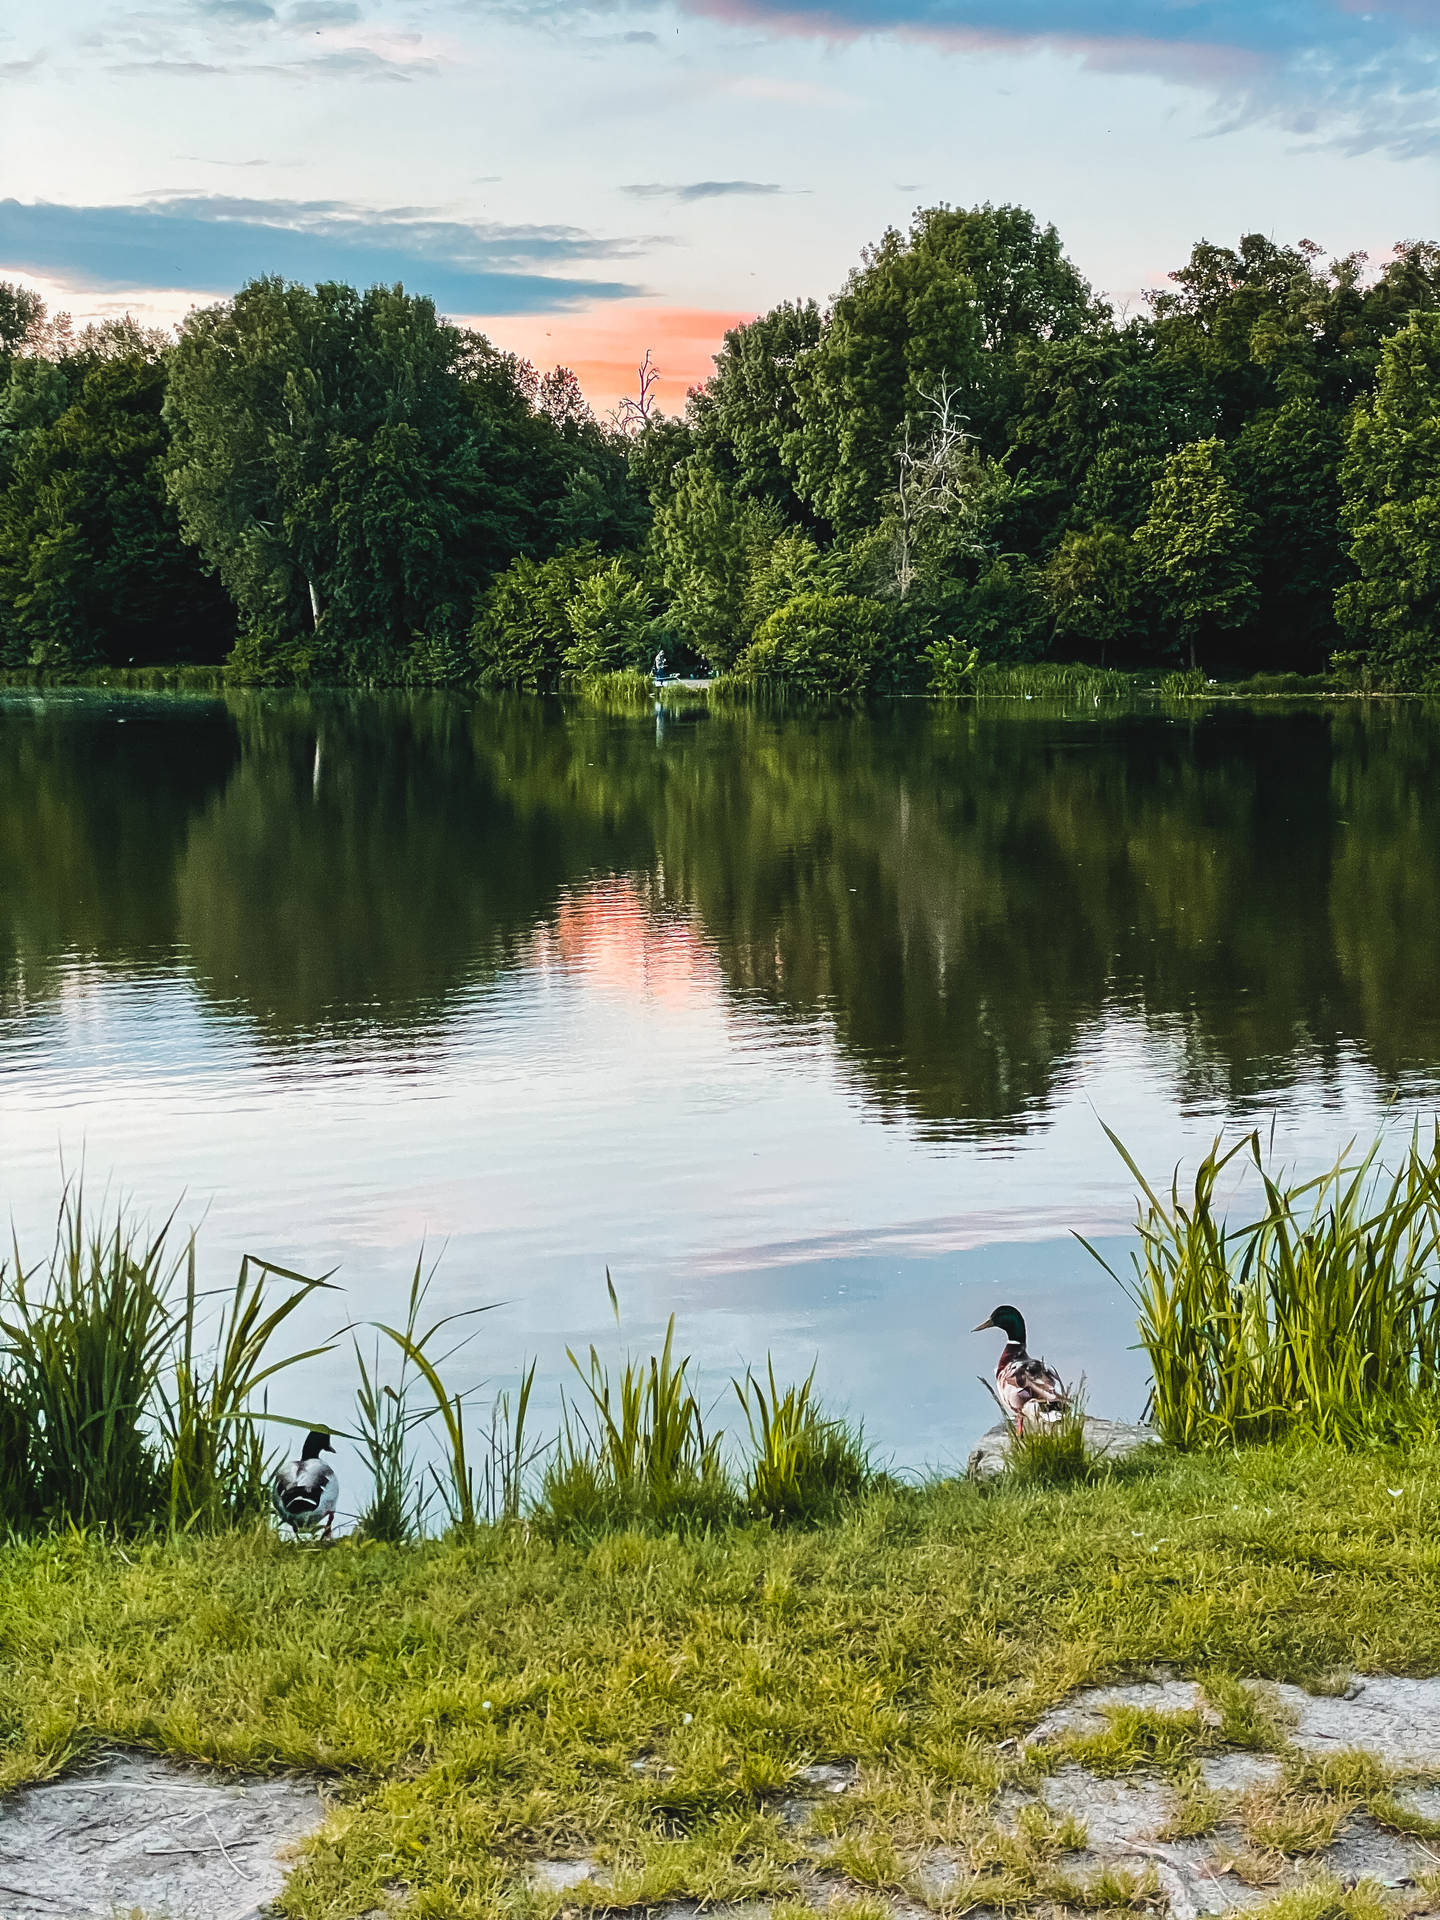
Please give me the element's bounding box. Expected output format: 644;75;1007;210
1;690;1437;1489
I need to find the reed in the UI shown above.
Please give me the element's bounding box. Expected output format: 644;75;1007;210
0;1191;179;1529
1085;1125;1440;1447
539;1289;734;1537
480;1359;541;1524
164;1251;334;1532
973;661;1135;699
735;1359;871;1523
367;1254;496;1538
0;1189;332;1534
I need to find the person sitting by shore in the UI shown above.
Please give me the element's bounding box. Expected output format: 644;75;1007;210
653;649;668;683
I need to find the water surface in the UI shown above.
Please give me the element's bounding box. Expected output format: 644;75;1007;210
2;690;1437;1486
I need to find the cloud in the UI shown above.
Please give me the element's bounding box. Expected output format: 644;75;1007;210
641;0;1440;155
287;0;363;21
112;44;435;81
0;196;649;314
194;0;277;20
623;179;788;201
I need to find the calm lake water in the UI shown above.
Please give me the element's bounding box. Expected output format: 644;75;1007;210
3;688;1439;1491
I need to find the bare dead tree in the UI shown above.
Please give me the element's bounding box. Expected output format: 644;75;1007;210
614;348;660;435
890;381;979;598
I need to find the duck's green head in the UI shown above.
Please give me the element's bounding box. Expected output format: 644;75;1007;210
973;1304;1027;1345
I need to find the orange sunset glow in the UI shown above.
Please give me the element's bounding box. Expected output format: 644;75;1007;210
474;305;756;417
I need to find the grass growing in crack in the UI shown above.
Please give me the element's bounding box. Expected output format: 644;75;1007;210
1204;1672;1295;1750
1242;1788;1355;1857
1063;1706;1217;1776
1369;1792;1440;1841
1242;1874;1400;1920
1155;1768;1231;1840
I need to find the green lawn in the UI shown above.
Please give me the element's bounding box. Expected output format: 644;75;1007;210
3;1444;1440;1917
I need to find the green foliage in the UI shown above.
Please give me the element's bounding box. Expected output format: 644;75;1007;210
1087;1125;1440;1449
563;556;653;675
732;591;908;698
1336;313;1440;689
650;454;781;668
164;1248;332;1532
735;1360;871;1524
1135;438;1258;669
539;1310;735;1538
924;631;980;694
470;543;606;689
1044;524;1142;664
0;324;231;672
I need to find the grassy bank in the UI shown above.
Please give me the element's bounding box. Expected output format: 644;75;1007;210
0;661;1394;704
0;662;230;692
3;1445;1440;1918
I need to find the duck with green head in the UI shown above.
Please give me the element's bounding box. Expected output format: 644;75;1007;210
973;1305;1070;1435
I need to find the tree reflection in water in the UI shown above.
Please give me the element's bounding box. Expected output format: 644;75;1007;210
1;689;1438;1135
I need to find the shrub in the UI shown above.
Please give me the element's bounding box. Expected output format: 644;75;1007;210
563;557;654;676
924;632;980;695
470;544;606;690
732;591;907;698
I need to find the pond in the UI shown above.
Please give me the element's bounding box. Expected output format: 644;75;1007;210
1;688;1437;1485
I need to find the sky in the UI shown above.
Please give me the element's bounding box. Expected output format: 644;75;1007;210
2;1;1439;412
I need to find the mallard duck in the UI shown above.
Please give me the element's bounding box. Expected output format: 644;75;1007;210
973;1305;1069;1435
273;1429;338;1541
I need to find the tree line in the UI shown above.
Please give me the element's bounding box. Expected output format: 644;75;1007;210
3;203;1439;691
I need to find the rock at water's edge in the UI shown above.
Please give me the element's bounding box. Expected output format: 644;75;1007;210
966;1416;1159;1482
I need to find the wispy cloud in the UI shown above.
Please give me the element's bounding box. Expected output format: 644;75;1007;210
0;196;651;313
287;0;363;22
194;0;277;20
643;0;1440;155
623;179;789;201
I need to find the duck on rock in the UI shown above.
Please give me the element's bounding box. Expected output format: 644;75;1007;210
973;1305;1070;1435
273;1429;339;1541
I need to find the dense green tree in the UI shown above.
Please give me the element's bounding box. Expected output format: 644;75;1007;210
1232;399;1346;670
470;544;608;689
0;283;45;361
689;300;822;520
650;454;782;668
0;323;232;670
1044;525;1142;665
1136;439;1257;671
563;558;653;675
1336;312;1440;687
733;592;910;697
165;278;550;681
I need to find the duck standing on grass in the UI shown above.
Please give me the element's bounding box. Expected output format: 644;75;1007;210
973;1306;1070;1435
273;1430;338;1541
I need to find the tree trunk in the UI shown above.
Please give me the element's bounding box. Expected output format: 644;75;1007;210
308;576;322;629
